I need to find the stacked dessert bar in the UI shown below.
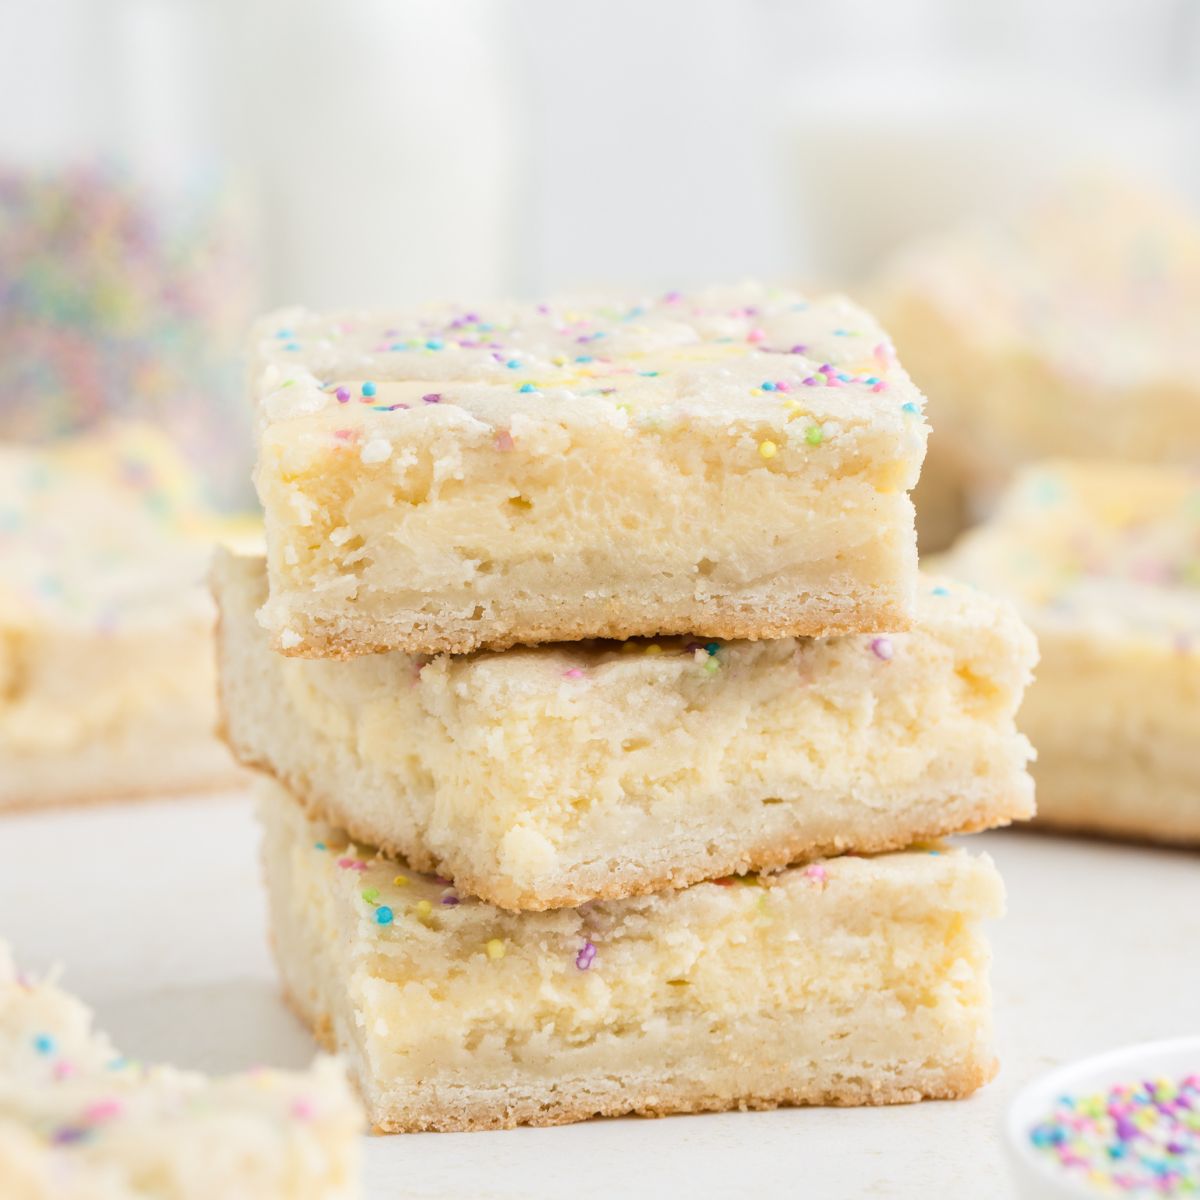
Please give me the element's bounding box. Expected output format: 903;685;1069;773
217;285;1037;1132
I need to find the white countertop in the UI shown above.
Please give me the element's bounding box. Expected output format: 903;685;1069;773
1;790;1196;1199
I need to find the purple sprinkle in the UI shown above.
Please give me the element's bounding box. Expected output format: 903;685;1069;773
870;637;894;661
53;1127;88;1145
802;377;818;386
790;344;807;354
335;387;350;404
440;895;460;906
423;393;442;404
575;941;597;970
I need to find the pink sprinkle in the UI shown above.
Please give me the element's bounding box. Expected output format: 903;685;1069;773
423;393;442;404
873;342;892;363
774;380;791;394
871;381;888;393
291;1099;316;1121
663;291;682;304
337;858;368;872
747;328;766;343
494;430;514;451
563;668;584;679
870;637;894;661
804;864;828;884
332;429;356;442
85;1099;123;1123
53;1061;76;1081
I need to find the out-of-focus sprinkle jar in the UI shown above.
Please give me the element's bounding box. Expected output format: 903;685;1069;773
0;2;262;507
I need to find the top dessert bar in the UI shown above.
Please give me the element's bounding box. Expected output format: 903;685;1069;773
251;284;929;656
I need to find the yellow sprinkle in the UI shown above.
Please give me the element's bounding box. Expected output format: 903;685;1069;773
758;439;778;459
485;938;506;960
415;900;432;917
392;875;409;887
666;978;690;987
644;644;663;656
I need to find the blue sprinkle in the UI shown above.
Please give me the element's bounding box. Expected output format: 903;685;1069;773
33;1034;55;1056
932;585;949;597
389;342;408;352
837;373;850;382
274;329;293;339
761;381;776;391
638;370;659;377
575;355;594;364
506;359;521;369
315;841;327;851
901;402;919;414
425;338;444;351
705;642;720;656
375;906;394;926
283;342;300;352
519;383;536;393
361;381;377;398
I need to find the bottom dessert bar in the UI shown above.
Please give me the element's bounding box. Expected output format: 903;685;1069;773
259;777;1005;1133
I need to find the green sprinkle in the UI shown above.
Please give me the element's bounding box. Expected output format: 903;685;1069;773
362;887;380;904
805;425;824;446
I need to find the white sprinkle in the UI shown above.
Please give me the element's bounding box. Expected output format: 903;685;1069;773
361;438;393;464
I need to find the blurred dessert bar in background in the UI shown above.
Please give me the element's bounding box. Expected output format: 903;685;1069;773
870;177;1200;550
248;285;929;657
936;460;1200;846
0;425;254;810
0;939;362;1198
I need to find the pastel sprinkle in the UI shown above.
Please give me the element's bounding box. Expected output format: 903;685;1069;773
337;857;368;872
361;887;380;904
1029;1074;1200;1195
758;439;778;459
870;637;894;661
361;381;376;398
901;402;919;414
33;1034;55;1055
392;874;410;887
485;938;506;960
576;941;597;971
804;864;828;885
747;328;766;343
563;667;585;679
932;585;950;597
335;387;350;404
314;842;327;851
805;425;824;446
425;338;444;350
518;383;536;393
705;643;720;655
375;906;394;925
422;393;442;404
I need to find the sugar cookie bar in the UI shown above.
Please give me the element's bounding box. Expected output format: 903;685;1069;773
0;426;254;809
871;177;1200;550
260;777;1004;1132
0;941;362;1199
216;551;1035;910
250;284;929;656
937;460;1200;845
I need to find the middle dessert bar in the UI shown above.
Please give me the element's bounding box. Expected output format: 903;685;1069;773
217;552;1036;910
